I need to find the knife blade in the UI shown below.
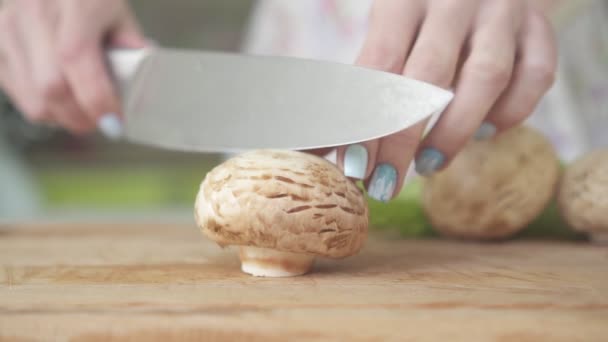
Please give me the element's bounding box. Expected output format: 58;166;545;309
106;47;453;153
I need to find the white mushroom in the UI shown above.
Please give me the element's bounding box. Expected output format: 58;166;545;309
422;125;560;240
195;150;369;277
558;149;608;244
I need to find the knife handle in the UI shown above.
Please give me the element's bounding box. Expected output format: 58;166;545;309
106;48;150;96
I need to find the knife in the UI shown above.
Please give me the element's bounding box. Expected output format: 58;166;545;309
105;47;453;153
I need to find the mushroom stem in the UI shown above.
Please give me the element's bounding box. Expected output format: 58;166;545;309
590;232;608;245
239;246;315;277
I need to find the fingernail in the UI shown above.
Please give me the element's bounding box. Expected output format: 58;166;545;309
367;163;397;203
415;148;445;176
98;113;123;140
474;122;497;140
343;144;368;179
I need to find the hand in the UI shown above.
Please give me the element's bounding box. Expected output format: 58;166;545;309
338;0;557;202
0;0;145;136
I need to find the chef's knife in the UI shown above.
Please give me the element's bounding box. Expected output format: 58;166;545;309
106;47;453;153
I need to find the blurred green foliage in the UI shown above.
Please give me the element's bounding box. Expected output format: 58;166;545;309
517;199;586;241
36;164;214;209
35;162;580;240
366;180;436;238
368;177;583;241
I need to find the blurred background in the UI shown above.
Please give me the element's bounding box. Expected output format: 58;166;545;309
0;0;254;223
0;0;606;231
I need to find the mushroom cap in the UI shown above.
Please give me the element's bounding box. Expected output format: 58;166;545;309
422;125;560;240
195;149;369;258
558;149;608;234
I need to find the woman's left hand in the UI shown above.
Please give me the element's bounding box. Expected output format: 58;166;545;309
336;0;557;203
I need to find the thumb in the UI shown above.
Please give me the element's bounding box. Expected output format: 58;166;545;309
109;15;147;48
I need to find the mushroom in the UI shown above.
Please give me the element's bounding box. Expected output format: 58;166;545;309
194;149;369;277
558;149;608;244
422;125;560;240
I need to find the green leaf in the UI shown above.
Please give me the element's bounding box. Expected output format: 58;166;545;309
367;178;436;238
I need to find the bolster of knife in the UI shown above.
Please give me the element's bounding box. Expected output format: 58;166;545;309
106;48;150;97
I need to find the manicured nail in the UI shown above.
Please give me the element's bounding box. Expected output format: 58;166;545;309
474;122;497;140
343;144;368;179
367;163;397;203
415;148;445;176
98;113;123;140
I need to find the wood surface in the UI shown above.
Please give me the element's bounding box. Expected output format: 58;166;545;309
0;223;606;341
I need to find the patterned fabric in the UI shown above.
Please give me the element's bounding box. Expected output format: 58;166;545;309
529;0;608;161
242;0;371;62
244;0;608;162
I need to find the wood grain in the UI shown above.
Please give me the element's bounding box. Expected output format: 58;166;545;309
0;223;607;341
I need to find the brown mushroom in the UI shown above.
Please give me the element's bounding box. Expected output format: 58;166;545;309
558;149;608;244
422;125;560;240
195;149;369;277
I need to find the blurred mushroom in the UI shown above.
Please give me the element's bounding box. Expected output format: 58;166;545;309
558;149;608;244
195;149;369;277
422;125;560;240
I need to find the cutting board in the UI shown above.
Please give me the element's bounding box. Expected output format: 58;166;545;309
0;223;606;342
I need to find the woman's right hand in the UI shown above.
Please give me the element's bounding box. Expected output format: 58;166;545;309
0;0;145;136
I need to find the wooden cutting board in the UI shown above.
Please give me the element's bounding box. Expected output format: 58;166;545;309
0;223;606;342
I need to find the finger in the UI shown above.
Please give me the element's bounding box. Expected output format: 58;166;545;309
57;2;123;126
366;0;478;201
52;96;94;135
416;1;521;176
304;148;336;158
355;0;425;72
17;1;92;133
338;0;425;182
483;9;557;135
403;0;478;87
338;140;380;180
109;8;147;48
0;8;50;124
366;121;425;202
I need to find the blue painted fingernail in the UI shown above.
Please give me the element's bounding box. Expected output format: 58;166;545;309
344;144;368;180
98;113;123;140
367;164;397;203
474;122;497;140
415;148;445;176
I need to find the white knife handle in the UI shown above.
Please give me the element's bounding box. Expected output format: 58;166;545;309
98;48;149;139
106;48;150;96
